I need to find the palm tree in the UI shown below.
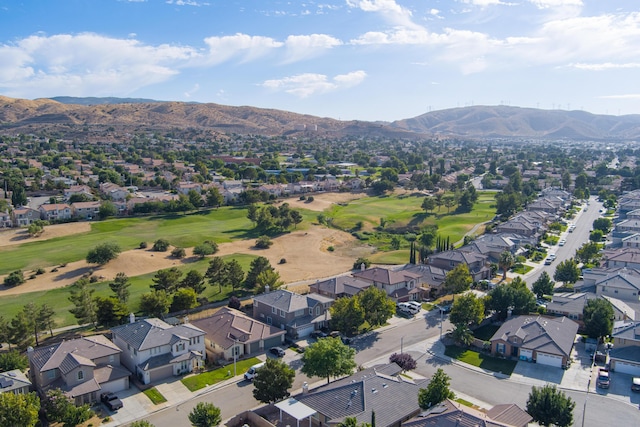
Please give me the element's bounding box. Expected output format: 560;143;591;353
498;250;515;281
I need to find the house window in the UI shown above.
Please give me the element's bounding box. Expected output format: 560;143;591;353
47;370;55;379
254;301;258;307
309;308;313;315
266;316;272;325
109;355;115;363
497;343;506;354
280;309;285;318
316;306;321;315
77;370;84;380
614;290;618;294
272;307;277;314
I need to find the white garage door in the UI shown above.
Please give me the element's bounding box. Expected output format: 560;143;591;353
536;352;563;368
613;360;640;376
99;377;129;394
297;324;315;338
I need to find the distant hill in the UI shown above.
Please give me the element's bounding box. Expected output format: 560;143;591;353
1;96;639;140
391;105;640;140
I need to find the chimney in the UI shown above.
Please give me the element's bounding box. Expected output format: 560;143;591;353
302;382;309;394
129;313;136;324
360;263;366;271
265;285;270;293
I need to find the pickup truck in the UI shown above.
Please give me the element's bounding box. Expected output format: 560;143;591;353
101;392;123;411
596;368;610;389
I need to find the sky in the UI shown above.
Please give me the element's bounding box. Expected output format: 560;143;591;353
1;0;639;122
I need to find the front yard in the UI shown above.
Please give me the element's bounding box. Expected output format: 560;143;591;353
445;345;517;376
181;357;262;391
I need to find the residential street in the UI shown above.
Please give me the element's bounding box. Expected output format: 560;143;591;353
525;196;603;286
135;307;640;427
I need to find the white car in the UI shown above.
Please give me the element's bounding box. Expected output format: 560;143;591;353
548;253;556;260
559;239;566;246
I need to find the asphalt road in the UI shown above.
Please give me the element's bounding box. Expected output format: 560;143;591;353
140;308;639;427
525;196;604;287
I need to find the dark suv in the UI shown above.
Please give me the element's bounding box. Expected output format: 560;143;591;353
101;392;123;411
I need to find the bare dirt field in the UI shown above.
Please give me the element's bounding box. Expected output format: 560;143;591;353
0;192;378;296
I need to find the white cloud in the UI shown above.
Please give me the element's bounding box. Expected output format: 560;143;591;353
282;34;342;63
184;83;200;98
260;70;366;98
529;0;583;9
0;33;196;96
458;0;509;6
599;94;640;100
347;0;423;31
165;0;210;6
203;34;283;65
568;62;640;71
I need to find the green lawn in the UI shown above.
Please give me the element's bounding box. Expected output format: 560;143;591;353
512;264;533;274
143;387;167;404
0;207;255;275
471;324;500;341
0;253;258;328
181;357;261;391
445;345;517;375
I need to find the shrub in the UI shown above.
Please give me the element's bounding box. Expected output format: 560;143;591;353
172;247;186;259
307;196;314;202
153;238;170;252
327;246;335;252
89;275;98;283
193;241;218;258
139;241;148;249
35;267;45;275
279;258;287;264
3;270;25;287
255;235;273;249
299;195;306;201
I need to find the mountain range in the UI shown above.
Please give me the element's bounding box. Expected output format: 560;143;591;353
1;95;640;141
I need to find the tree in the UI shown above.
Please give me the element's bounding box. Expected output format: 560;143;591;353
98;201;117;219
244;256;271;289
4;270;25;287
38;303;56;337
450;293;484;328
487;278;536;320
451;324;474;346
225;259;246;292
27;223;43;237
330;297;365;336
589;229;604;242
302;337;356;384
188;402;221;427
498;250;515;281
109;272;131;303
592;217;612;234
181;270;206;294
252;358;295;404
206;187;224;209
206;257;227;292
418;368;454;409
254;235;273;249
358;286;396;327
421;197;436;214
553;258;580;284
442;264;472;296
11;185;28;207
193;241;218;258
255;269;284;294
8;312;33;350
290;210;303;229
22;303;43;346
0;391;40;427
532;272;554;298
337;418;371;427
86;242;121;265
43;389;93;426
139;291;171;318
172;247;187;258
228;295;241;310
171;288;199;313
583;298;614;339
526;384;575;427
575;242;601;265
151;267;183;292
389;353;417;371
95;296;128;327
0;350;28;372
68;278;97;326
152;238;171;252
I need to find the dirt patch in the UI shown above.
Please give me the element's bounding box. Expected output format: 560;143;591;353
279;191;367;212
0;222;91;247
0;224;361;296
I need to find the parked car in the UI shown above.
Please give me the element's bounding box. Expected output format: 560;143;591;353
438;304;452;314
397;302;420;315
559;239;566;246
244;362;265;381
596;368;610;389
310;330;328;339
269;346;286;357
329;331;351;345
100;392;123;411
632;377;640;392
405;301;422;311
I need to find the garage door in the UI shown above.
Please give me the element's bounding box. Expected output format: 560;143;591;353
612;360;640;376
99;377;129;394
519;349;533;361
296;324;315;338
536;352;563;368
263;335;284;349
149;364;174;383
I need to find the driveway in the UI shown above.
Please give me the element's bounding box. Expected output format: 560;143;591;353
106;385;157;426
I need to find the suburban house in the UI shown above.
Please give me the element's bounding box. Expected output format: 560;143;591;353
602;295;640;322
39;203;72;222
402;399;531;427
490;315;579;368
64;185;93;201
609;321;640;376
602;248;640;269
252;289;334;339
395;264;445;297
595;269;640;301
545;292;597;324
27;335;130;405
352;267;423;302
111;317;205;385
294;363;428;427
0;210;12;228
426;250;491;282
12;207;41;227
308;276;372;299
190;307;286;363
0;369;32;395
71;201;101;220
621;233;640;249
99;182;129;201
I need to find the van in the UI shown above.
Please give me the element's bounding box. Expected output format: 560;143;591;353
244;362;265;381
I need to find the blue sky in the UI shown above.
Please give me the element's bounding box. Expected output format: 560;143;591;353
1;0;639;121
